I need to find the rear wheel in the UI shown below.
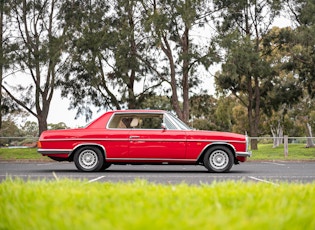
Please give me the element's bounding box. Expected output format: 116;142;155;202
74;146;105;172
203;146;233;173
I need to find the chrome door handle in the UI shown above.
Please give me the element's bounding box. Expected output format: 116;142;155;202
129;136;140;139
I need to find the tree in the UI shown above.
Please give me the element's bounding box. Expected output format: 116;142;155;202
142;0;218;123
59;0;162;121
48;122;68;130
139;95;173;111
189;94;218;130
0;0;5;130
231;104;249;134
20;121;38;137
2;0;67;135
214;96;237;132
282;0;315;146
214;0;284;149
260;27;303;146
284;0;315;97
0;0;16;129
0;116;23;146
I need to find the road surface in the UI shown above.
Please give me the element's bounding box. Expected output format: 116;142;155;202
1;161;315;185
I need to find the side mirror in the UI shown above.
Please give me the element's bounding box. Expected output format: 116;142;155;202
161;123;167;130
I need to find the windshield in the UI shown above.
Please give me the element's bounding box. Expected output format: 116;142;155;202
166;112;192;130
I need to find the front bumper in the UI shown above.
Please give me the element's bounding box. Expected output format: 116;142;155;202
235;151;252;158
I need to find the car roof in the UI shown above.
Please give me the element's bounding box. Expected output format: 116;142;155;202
110;109;167;114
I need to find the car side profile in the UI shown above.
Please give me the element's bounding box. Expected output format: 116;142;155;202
37;110;251;172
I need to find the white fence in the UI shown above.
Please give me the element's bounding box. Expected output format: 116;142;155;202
249;136;315;144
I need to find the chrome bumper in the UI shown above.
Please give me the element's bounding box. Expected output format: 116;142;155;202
38;148;72;155
236;151;252;157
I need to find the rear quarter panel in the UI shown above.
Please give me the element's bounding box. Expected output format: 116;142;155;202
39;128;130;158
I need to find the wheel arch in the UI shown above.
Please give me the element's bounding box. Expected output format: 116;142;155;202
69;143;106;161
197;142;237;164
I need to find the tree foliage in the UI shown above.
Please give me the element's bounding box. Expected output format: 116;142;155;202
213;0;299;149
0;0;18;129
58;0;163;121
1;0;67;135
283;0;315;98
141;0;218;123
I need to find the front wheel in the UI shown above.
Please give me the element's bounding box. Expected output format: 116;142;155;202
74;146;105;172
203;146;234;173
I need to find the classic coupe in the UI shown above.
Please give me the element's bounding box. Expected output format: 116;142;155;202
37;110;251;172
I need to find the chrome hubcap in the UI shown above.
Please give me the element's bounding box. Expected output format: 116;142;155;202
79;150;98;169
209;150;228;170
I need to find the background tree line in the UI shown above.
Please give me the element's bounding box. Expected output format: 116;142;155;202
0;0;314;149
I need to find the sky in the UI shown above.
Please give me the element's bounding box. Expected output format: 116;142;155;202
47;91;92;128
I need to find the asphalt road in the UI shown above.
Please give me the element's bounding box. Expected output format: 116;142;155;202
1;161;315;185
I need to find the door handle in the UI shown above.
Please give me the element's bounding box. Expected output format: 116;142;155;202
129;136;140;139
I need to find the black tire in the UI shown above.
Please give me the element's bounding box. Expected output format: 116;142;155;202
100;162;112;171
74;146;105;172
203;146;234;173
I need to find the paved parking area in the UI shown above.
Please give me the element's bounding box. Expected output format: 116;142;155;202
1;161;315;185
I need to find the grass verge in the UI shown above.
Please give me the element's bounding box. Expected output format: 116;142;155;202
0;148;50;161
251;144;315;161
0;179;314;230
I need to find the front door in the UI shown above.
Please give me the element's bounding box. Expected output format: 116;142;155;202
129;129;186;160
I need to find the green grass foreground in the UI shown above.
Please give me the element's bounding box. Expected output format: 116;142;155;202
1;179;315;230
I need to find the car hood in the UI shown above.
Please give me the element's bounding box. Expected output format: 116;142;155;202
186;130;246;141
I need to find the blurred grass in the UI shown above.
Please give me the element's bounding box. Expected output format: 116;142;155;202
0;179;314;230
250;144;315;161
0;148;49;161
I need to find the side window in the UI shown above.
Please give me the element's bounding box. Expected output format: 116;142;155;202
108;114;164;129
108;115;134;129
141;116;163;129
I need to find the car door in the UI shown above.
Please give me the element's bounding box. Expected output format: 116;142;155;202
128;115;186;160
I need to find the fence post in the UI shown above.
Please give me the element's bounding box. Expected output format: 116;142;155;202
284;135;288;157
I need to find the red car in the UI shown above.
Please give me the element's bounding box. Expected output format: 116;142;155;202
37;110;251;172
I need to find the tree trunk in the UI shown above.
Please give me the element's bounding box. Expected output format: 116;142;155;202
306;122;315;148
127;4;136;109
271;122;283;148
161;35;183;121
181;26;190;123
38;115;48;135
247;77;259;150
